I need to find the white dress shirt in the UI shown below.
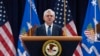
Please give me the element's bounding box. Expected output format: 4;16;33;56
45;23;53;35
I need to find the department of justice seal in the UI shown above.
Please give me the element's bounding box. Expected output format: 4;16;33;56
42;40;62;56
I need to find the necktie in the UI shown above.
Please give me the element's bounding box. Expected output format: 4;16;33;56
47;26;51;36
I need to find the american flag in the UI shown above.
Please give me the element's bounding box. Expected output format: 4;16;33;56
54;0;82;56
54;0;77;36
0;1;16;56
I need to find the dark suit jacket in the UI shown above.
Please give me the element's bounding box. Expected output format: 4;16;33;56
35;24;62;36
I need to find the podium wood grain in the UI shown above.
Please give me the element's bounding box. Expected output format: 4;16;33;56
21;36;82;41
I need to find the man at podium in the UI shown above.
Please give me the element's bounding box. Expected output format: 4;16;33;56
22;9;81;55
35;9;62;36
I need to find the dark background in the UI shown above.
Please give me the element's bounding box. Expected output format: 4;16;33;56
4;0;88;49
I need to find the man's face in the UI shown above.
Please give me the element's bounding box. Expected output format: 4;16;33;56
43;11;55;25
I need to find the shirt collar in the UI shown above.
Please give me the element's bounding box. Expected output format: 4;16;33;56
44;23;53;28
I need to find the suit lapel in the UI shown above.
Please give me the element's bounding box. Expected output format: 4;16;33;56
52;24;56;36
42;24;47;36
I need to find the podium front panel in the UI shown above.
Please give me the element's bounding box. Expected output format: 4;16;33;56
22;36;82;56
24;41;79;56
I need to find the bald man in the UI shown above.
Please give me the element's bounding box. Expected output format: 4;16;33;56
35;9;62;36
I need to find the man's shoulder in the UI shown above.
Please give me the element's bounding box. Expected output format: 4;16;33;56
53;24;62;28
37;24;44;29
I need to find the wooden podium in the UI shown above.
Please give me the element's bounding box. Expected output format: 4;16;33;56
21;36;82;56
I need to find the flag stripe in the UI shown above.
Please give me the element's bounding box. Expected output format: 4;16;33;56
70;20;77;34
0;23;16;55
2;22;14;44
0;42;9;56
76;44;83;56
65;27;72;36
5;22;13;35
74;44;82;56
0;50;4;56
66;22;77;36
0;35;14;56
73;50;80;56
74;50;80;56
1;23;16;55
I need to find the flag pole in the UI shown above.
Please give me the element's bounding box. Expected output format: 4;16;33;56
29;0;32;36
63;0;67;36
94;0;97;40
64;0;66;26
